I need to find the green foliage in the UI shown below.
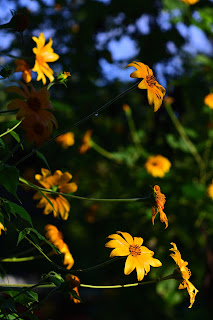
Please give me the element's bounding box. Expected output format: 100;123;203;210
0;164;19;200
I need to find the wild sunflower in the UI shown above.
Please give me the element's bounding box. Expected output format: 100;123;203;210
126;61;166;112
15;59;32;83
207;180;213;199
55;132;75;149
151;185;168;229
79;129;92;154
32;32;59;85
204;93;213;109
34;169;77;220
45;224;74;269
105;231;162;281
170;243;198;308
145;155;171;177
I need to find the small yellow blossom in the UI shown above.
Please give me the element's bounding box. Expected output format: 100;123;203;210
55;132;75;149
151;185;168;229
34;169;77;220
15;59;32;83
181;0;199;4
65;274;81;303
204;93;213;109
32;32;59;85
105;231;162;281
170;243;199;308
145;155;171;177
0;223;6;235
45;224;74;269
79;130;92;154
126;61;166;112
207;180;213;199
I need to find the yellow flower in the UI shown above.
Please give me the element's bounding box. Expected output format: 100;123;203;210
32;32;59;85
62;72;71;79
15;59;32;83
181;0;199;4
55;132;75;149
34;169;77;220
207;180;213;199
0;222;6;235
105;231;162;281
204;93;213;109
145;155;171;177
126;61;166;112
65;274;81;303
6;82;58;145
170;243;198;308
151;185;168;229
45;224;74;269
79;129;92;154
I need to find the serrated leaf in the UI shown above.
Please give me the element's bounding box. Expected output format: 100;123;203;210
36;151;51;171
7;201;33;226
0;164;19;200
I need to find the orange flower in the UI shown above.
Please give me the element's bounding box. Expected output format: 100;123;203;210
151;185;168;229
32;32;59;85
15;59;32;83
79;129;92;154
55;132;75;149
181;0;199;4
34;169;77;220
45;224;74;269
105;231;162;281
0;222;6;235
65;274;81;303
207;180;213;199
170;243;198;308
145;155;171;177
6;82;57;145
204;93;213;109
126;61;166;112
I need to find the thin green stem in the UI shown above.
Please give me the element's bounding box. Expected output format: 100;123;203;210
165;104;205;173
0;254;42;262
0;118;23;138
19;177;151;202
71;257;123;273
91;140;122;163
15;82;140;166
0;109;18;115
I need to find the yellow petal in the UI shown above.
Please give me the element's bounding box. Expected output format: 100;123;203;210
109;247;129;258
135;257;145;281
133;237;143;247
124;254;136;275
107;233;129;247
138;79;148;89
117;231;134;245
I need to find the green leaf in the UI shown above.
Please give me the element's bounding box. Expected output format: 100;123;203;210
0;164;19;200
17;228;31;245
36;151;51;171
0;138;5;149
9;130;20;143
0;209;5;225
29;228;60;254
7;201;33;226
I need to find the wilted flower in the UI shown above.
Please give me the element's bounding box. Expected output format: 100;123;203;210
65;274;81;303
170;242;198;308
32;32;59;85
55;132;75;149
34;169;77;220
45;224;74;269
151;185;168;229
105;231;162;281
145;155;171;177
15;59;32;83
79;130;92;154
126;61;166;112
204;93;213;109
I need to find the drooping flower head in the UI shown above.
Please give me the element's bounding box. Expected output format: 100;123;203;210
170;243;198;308
181;0;199;4
79;129;92;154
55;132;75;149
15;59;32;83
151;185;168;229
145;155;171;177
6;82;58;145
45;224;74;269
126;61;166;112
204;93;213;109
32;32;59;85
34;169;77;220
207;180;213;199
65;274;81;303
105;231;162;281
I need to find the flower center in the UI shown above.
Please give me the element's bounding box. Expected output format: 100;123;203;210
146;75;157;87
27;97;41;112
129;245;141;257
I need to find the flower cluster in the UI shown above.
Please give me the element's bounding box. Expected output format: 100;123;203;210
33;169;77;220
